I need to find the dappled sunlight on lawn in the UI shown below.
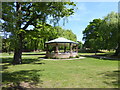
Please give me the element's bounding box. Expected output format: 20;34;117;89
98;70;120;88
1;52;119;88
2;70;43;89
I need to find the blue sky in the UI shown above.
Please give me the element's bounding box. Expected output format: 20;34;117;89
59;2;118;43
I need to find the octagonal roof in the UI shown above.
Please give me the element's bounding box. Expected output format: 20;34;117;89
45;37;78;44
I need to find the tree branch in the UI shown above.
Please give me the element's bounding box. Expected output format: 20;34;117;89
22;14;40;30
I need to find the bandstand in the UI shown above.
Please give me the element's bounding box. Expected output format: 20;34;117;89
45;37;78;58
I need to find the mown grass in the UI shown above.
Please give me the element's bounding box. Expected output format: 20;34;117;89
1;52;119;88
1;52;46;56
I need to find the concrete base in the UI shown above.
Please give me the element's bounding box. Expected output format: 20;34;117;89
46;52;78;59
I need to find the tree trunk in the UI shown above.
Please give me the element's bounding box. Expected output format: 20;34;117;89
95;51;97;55
12;2;23;64
13;34;23;64
114;43;120;56
13;48;22;64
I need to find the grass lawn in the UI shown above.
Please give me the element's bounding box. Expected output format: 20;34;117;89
1;52;119;88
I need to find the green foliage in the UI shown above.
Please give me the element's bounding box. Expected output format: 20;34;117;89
22;24;77;51
2;2;76;46
83;12;120;56
77;41;83;49
2;2;76;63
0;36;2;51
98;12;119;50
2;38;14;52
54;26;77;42
83;18;103;51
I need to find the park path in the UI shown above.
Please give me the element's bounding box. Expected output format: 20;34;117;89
80;55;120;60
39;57;85;61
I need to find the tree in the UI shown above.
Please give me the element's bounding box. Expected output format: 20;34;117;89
77;41;83;49
83;19;103;53
53;26;77;41
83;12;120;56
98;12;120;56
22;23;58;51
0;36;2;52
63;29;77;41
20;23;77;52
2;2;76;64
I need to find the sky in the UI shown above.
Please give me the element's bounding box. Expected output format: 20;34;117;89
58;2;118;43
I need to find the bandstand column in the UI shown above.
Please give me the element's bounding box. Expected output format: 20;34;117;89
46;44;49;57
70;43;73;56
55;43;59;54
76;44;78;53
64;44;66;53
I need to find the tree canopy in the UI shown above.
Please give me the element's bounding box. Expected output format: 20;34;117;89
22;24;77;51
83;19;103;51
2;2;77;64
99;12;120;55
83;12;120;56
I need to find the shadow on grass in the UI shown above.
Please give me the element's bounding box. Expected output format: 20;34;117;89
2;70;43;89
1;63;12;71
2;57;45;71
98;70;120;88
2;57;44;64
1;58;13;70
78;50;104;53
80;54;119;61
1;58;13;63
